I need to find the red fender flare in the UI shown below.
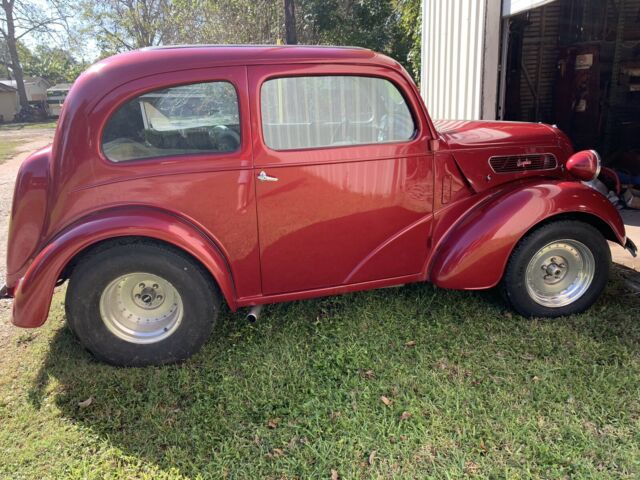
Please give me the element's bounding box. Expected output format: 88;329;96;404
12;207;237;328
429;180;626;290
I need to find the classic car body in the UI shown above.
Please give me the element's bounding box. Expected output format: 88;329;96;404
3;46;636;365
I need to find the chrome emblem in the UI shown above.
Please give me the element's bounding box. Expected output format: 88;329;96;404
517;159;532;168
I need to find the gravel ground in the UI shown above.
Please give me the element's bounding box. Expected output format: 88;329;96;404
0;127;55;344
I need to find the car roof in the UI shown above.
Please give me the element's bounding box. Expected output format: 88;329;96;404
101;44;400;72
68;45;404;113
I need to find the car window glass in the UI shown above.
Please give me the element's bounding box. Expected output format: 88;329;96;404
261;75;415;150
102;81;240;162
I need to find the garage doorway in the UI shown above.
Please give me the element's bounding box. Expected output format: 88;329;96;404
500;0;640;162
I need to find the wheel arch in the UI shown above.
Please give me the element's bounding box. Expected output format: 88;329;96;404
11;207;238;329
60;235;223;292
528;211;621;244
429;181;626;290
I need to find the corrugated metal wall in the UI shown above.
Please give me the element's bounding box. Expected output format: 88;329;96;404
421;0;501;120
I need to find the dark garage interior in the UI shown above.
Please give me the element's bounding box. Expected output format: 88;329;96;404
502;0;640;186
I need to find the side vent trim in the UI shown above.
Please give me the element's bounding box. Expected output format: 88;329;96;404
488;153;558;174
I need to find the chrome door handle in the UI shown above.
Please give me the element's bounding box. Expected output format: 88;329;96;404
257;171;279;182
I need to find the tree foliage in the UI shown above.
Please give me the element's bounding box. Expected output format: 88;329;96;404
297;0;420;80
80;0;422;81
21;44;88;84
2;0;423;101
1;0;75;106
394;0;421;82
81;0;188;54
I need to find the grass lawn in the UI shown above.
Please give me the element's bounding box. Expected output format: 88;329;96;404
1;268;639;479
0;120;58;131
0;139;24;164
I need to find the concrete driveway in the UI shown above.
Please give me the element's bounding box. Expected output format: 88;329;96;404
610;209;640;272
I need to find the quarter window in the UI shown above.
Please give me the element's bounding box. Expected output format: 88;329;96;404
261;76;416;150
102;81;240;162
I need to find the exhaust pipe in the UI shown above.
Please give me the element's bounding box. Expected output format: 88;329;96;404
246;304;263;322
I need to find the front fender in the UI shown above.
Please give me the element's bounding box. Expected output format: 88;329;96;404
429;180;626;290
12;207;237;328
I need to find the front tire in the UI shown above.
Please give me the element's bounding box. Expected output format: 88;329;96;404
66;241;220;366
502;220;611;317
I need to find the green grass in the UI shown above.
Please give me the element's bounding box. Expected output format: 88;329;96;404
0;120;57;131
1;267;639;479
0;139;23;163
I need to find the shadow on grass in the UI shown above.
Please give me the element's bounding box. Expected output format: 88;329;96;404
27;268;640;477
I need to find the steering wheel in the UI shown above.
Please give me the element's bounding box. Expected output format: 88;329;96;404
330;118;351;145
377;114;389;142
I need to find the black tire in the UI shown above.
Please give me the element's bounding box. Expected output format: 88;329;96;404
66;241;220;366
501;220;610;317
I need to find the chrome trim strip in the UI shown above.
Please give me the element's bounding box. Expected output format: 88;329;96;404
589;149;602;180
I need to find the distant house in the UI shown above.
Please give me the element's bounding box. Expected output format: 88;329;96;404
46;83;73;117
0;77;51;104
0;83;18;122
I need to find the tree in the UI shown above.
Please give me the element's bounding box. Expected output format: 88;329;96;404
177;0;283;46
21;44;88;84
82;0;191;55
394;0;421;82
1;0;73;107
284;0;297;44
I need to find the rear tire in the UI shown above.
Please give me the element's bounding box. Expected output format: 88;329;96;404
501;220;610;317
66;241;220;366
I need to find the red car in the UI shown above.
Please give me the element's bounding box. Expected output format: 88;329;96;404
3;46;636;365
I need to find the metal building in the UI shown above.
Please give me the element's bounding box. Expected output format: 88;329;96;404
421;0;640;157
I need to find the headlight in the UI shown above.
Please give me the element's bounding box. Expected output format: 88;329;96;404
566;149;601;181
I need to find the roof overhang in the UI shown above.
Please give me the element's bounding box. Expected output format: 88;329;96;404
502;0;558;17
0;83;18;93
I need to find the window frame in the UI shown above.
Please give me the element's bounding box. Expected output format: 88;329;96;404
99;79;243;165
258;73;420;153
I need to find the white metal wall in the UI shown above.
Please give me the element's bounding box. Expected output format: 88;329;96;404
420;0;501;120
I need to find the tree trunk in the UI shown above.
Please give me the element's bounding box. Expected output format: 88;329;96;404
284;0;297;45
2;1;29;108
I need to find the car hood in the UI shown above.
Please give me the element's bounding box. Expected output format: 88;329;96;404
433;120;570;192
434;119;559;149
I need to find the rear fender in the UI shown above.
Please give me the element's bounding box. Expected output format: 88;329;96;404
12;207;237;328
429;180;625;290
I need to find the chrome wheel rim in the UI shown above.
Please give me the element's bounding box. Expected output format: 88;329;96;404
525;239;595;308
99;272;183;344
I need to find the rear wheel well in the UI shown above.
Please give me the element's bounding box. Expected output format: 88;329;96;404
59;236;219;294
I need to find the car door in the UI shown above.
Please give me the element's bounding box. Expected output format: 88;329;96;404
248;64;435;295
91;66;262;300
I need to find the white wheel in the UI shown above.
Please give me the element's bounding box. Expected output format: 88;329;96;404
66;241;220;366
502;220;610;317
524;239;595;308
99;272;184;344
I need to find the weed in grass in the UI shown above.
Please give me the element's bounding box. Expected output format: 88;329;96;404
0;266;639;478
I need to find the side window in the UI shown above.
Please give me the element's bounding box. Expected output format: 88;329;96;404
102;81;240;162
261;75;416;151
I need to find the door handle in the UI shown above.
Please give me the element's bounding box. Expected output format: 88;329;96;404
257;171;279;182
